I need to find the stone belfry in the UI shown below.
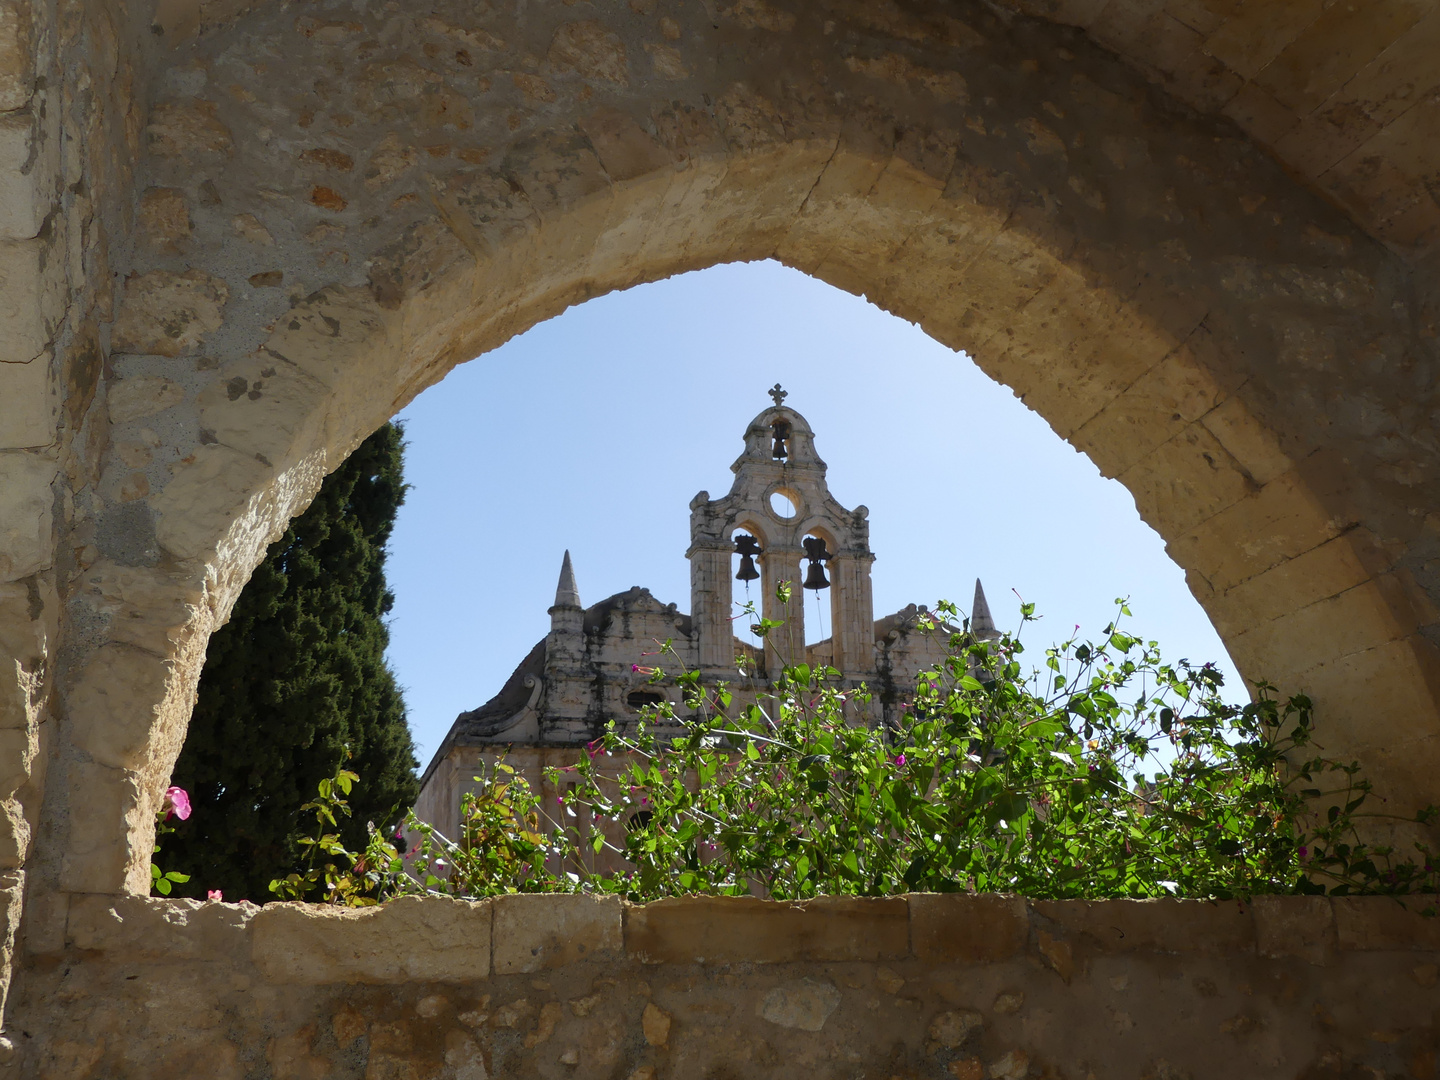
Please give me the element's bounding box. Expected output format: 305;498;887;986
688;386;876;680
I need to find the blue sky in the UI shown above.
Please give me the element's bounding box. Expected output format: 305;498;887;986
388;260;1244;770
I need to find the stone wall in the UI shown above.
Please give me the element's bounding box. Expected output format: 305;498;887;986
7;0;1440;1066
1;0;164;1038
14;892;1440;1078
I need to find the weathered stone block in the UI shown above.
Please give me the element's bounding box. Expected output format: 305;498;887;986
108;375;187;424
1332;895;1440;950
493;893;621;972
145;100;233;160
1120;423;1254;536
66;643;173;771
110;269;229;357
0;0;31;111
757;977;842;1031
1030;898;1255;953
68;895;256;962
85;564;203;657
19;883;64;956
0;660;29;735
1227;580;1406;682
251;896;491;983
58;762;145;894
0;797;29;870
0;354;53;449
0;580;46;669
0;450;53;582
152;443;272;563
1199;394;1293;487
0;239;50;364
1210;535;1370;644
1252;895;1334;965
0;726;33;797
626;895;908;965
0;111;54;240
910;893;1027;963
0;868;22;1011
1168;471;1340;594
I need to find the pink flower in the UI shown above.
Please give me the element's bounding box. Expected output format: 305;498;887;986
163;786;192;821
1298;846;1308;858
207;889;223;901
894;754;907;766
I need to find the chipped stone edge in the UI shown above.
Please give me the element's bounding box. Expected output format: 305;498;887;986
50;892;1440;980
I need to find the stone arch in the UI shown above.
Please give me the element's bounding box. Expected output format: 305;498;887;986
42;0;1440;895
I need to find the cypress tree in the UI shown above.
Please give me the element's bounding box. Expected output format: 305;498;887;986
165;422;419;901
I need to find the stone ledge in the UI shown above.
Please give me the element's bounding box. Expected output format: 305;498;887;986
625;895;910;965
493;892;622;973
910;893;1028;963
67;894;257;962
1332;895;1440;951
1252;894;1336;966
1030;897;1256;955
251;895;492;983
41;892;1440;978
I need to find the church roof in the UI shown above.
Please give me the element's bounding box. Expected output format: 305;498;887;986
416;585;692;787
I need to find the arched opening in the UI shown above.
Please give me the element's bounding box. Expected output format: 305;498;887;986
800;526;838;650
728;523;769;661
52;0;1440;897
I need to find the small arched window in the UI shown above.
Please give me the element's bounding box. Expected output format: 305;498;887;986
626;690;665;710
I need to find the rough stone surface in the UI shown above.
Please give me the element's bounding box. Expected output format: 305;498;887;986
910;893;1028;963
0;110;56;240
106;375;187;424
757;976;842;1031
626;895;910;964
250;896;493;983
0;356;53;449
110;270;230;357
0;451;53;582
2;893;1437;1076
7;0;1440;1066
493;892;621;973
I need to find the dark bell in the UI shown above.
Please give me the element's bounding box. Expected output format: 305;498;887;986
802;535;833;591
771;419;792;460
803;560;830;591
734;533;762;582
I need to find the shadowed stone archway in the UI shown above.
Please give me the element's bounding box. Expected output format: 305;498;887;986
7;0;1440;924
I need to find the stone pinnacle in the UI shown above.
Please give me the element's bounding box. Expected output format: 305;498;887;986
972;578;998;640
554;549;582;609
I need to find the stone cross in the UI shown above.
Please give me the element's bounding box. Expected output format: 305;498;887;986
769;383;788;407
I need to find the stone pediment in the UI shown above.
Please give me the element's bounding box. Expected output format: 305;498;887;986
582;587;686;636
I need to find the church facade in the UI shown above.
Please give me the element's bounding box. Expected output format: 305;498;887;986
413;389;998;841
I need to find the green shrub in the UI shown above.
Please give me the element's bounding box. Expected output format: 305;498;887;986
274;596;1440;905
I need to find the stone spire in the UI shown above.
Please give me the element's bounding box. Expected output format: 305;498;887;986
972;578;999;640
553;550;581;610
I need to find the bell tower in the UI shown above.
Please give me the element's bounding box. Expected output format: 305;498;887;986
688;387;876;682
